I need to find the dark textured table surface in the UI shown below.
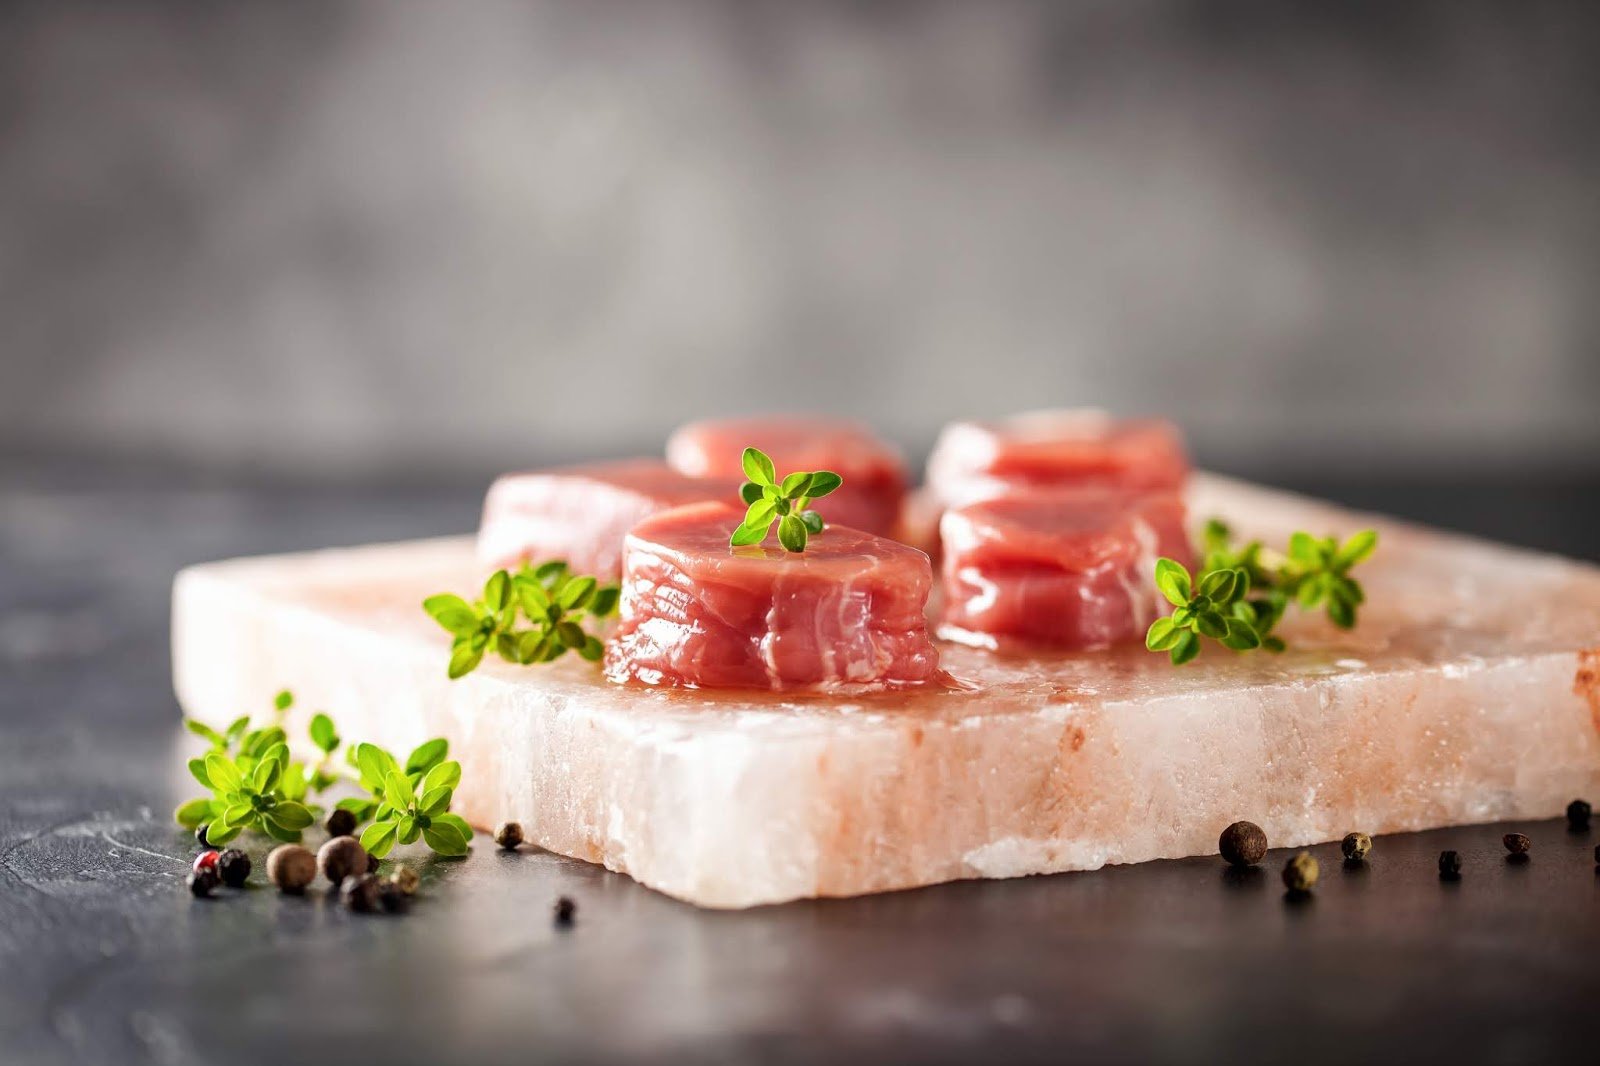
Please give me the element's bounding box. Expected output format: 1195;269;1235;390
3;461;1599;1066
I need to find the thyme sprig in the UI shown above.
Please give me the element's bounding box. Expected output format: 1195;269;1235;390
423;561;620;679
1147;520;1378;665
729;446;842;552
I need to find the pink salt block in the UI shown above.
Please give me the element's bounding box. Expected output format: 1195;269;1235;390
477;459;738;579
666;415;907;538
605;502;941;691
926;409;1190;509
172;475;1600;908
940;488;1192;650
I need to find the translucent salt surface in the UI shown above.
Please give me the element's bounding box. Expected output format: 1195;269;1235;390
172;475;1600;908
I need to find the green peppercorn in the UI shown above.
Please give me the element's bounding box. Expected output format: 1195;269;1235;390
187;868;219;898
553;895;576;926
495;822;525;851
325;808;357;838
216;848;252;888
1438;850;1462;879
340;873;382;913
1340;832;1372;862
1281;851;1318;893
318;836;369;887
1502;833;1531;857
1218;821;1267;867
389;865;420;896
1568;799;1592;830
266;844;316;894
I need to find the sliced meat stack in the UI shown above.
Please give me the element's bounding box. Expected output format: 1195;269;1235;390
939;488;1192;650
925;409;1189;509
666;416;907;538
605;502;941;690
478;460;737;579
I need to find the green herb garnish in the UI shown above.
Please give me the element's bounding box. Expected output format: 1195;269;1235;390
173;736;315;846
729;446;842;552
350;740;472;858
423;561;620;679
1146;521;1378;665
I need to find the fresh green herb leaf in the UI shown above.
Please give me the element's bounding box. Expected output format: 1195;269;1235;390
726;447;841;552
741;447;777;486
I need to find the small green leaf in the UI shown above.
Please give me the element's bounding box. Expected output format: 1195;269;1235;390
515;575;551;616
273;690;294;712
204;753;242;793
309;713;338;754
252;753;282;792
422;820;468;856
269;801;314;831
434;812;473;843
1220;620;1262;651
188;757;213;790
579;634;604;662
589;586;620;618
741;447;776;486
742;499;777;530
222;802;254;827
799;510;824;535
361;819;398;859
1195;609;1229;639
777;514;807;553
1197;569;1237;603
420;760;462;794
423;593;479;635
556;620;587;649
516;631;549;664
1169;629;1201;666
174;797;212;829
483;570;512;613
397;815;420;844
740;482;764;505
1145;617;1181;652
557;576;597;612
261;819;301;844
405;738;449;777
1154;558;1192;607
448;643;485;679
184;719;225;746
223;716;250;743
730;521;768;548
806;471;842;499
383;770;414;811
779;471;813;498
419;785;452;817
1327;595;1356;629
355;743;395;792
1334;529;1378;570
202;821;243;846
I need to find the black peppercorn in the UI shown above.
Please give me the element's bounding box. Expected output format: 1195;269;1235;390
553;895;576;926
495;822;525;850
1218;821;1267;867
1567;799;1592;830
195;823;213;847
1340;832;1372;862
266;844;316;894
341;873;382;913
216;848;252;888
378;879;409;914
1438;850;1462;879
1502;833;1530;856
325;808;358;839
318;836;369;887
1281;851;1318;893
187;868;219;898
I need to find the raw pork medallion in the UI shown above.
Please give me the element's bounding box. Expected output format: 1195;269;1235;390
477;459;736;579
925;409;1190;509
666;416;907;538
605;502;941;690
940;488;1192;650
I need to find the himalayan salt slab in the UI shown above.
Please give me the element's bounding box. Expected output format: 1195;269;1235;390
171;475;1600;909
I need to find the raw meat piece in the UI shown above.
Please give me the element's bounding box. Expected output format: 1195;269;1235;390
666;416;906;538
477;460;737;579
604;501;940;691
172;473;1600;908
939;489;1192;650
926;409;1190;509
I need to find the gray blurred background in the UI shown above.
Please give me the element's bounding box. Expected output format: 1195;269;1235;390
3;0;1598;483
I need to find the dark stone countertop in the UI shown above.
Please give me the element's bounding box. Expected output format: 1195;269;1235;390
3;463;1598;1066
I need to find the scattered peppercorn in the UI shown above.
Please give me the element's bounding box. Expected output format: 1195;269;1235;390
216;848;251;888
187;868;219;898
553;895;576;926
1281;851;1318;893
389;865;420;896
495;821;525;851
266;844;316;894
192;850;220;876
325;808;357;839
378;879;409;914
195;823;213;847
1218;821;1267;867
1502;833;1531;856
340;873;382;913
1340;832;1372;862
1438;850;1462;880
318;836;369;888
1568;799;1592;830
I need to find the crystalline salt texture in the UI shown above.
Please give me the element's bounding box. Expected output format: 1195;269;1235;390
172;476;1600;908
